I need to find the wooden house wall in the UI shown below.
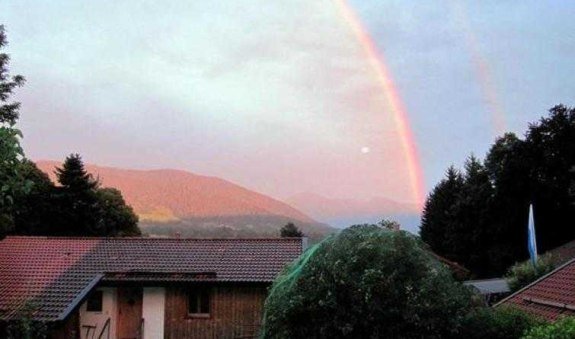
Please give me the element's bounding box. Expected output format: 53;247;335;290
164;284;268;339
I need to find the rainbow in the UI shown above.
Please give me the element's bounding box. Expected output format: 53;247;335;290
449;0;507;135
334;0;426;208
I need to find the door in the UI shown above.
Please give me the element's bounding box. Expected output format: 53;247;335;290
117;287;143;339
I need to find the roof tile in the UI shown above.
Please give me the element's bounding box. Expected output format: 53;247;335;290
0;236;302;321
498;259;575;321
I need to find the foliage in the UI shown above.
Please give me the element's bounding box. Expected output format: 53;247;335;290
3;303;48;339
459;307;542;339
8;155;140;237
11;160;56;235
51;154;102;236
95;187;140;236
522;317;575;339
377;218;401;231
526;105;575;251
261;225;475;339
505;254;556;292
422;105;575;278
421;158;497;277
484;133;532;276
0;25;26;238
140;215;333;242
420;166;464;260
49;154;140;236
55;153;99;192
280;222;303;237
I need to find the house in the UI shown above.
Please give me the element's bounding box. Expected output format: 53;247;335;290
464;278;510;305
495;258;575;321
0;236;304;339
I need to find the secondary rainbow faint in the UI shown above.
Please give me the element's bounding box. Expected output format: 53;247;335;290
449;0;507;136
333;0;426;209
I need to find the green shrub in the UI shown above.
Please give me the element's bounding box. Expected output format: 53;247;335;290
261;225;475;339
459;307;543;339
506;254;556;292
522;317;575;339
3;303;48;339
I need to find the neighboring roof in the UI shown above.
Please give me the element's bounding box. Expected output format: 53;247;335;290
0;236;303;321
496;258;575;321
428;252;470;280
464;278;510;295
547;238;575;266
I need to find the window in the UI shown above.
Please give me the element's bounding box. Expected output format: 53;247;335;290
187;288;210;317
86;290;103;312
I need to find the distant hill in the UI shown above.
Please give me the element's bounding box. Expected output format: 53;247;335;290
285;192;421;233
36;161;334;240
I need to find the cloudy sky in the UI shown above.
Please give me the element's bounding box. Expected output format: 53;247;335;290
1;0;574;205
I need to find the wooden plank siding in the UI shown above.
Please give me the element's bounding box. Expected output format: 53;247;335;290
165;285;268;339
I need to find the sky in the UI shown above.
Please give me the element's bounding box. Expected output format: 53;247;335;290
1;0;574;207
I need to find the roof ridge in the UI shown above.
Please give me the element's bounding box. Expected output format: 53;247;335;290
3;235;303;241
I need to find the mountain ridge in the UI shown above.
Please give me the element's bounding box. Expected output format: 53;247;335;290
36;160;315;223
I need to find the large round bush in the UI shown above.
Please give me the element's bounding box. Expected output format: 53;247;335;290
261;225;475;338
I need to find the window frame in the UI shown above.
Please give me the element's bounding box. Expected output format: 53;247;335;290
187;287;211;318
86;290;103;313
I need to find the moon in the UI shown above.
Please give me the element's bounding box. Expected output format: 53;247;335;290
361;146;370;154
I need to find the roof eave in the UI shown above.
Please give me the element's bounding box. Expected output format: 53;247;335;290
56;274;103;322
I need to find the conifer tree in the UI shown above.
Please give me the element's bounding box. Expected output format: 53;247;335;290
56;153;99;192
420;166;464;260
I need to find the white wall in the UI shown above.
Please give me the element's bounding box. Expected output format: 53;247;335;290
142;287;166;339
79;287;117;339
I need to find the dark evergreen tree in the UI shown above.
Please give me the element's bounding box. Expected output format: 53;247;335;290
484;133;531;272
280;222;304;237
525;105;575;252
52;154;140;237
453;156;494;277
56;154;99;192
52;154;101;236
423;105;575;277
420;166;464;260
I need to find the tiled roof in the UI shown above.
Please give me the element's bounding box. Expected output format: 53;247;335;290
548;239;575;266
0;236;303;321
496;258;575;321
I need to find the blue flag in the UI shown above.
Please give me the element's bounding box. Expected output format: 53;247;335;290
528;204;538;266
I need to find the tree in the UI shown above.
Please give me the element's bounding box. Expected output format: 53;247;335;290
95;188;140;236
11;160;56;235
52;154;140;237
377;219;400;231
452;156;495;277
505;254;555;292
280;222;303;237
522;317;575;339
0;25;26;237
55;154;99;192
459;307;541;339
525;105;575;252
262;225;475;338
420;166;464;261
52;154;101;236
422;106;575;278
484;133;531;274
